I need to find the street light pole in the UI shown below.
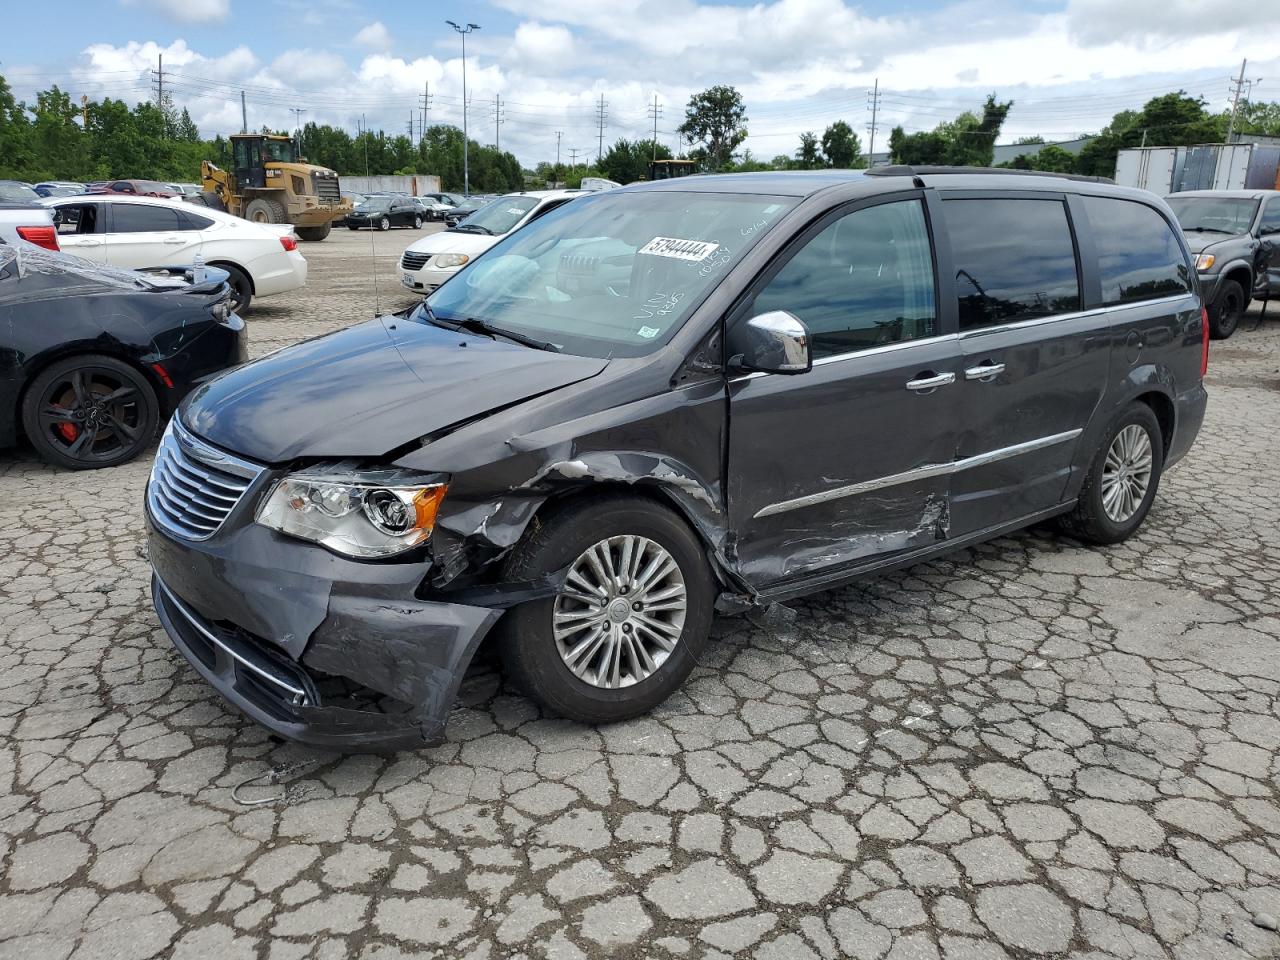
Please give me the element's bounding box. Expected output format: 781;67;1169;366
446;20;481;195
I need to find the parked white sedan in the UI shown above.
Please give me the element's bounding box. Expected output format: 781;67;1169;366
43;195;307;313
400;190;587;294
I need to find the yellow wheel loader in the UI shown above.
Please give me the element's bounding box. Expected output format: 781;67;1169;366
198;134;352;241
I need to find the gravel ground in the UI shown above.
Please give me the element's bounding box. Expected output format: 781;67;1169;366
2;226;1279;960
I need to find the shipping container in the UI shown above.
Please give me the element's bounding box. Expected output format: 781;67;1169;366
1115;143;1280;194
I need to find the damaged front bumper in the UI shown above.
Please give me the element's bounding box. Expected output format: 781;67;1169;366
146;517;503;750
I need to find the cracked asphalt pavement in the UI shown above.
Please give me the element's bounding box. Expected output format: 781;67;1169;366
2;227;1280;959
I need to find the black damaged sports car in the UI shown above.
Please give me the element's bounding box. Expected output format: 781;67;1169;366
0;245;247;469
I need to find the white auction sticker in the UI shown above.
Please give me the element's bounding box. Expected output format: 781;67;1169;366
636;325;660;339
638;237;720;262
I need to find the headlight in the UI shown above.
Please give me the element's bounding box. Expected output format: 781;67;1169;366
256;464;448;559
1195;253;1215;271
433;253;469;269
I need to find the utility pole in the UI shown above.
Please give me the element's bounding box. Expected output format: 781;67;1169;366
595;93;608;163
648;95;662;161
555;130;562;181
866;78;881;164
1227;59;1248;142
153;54;166;135
493;94;504;151
240;91;247;133
292;107;307;143
568;147;582;171
407;110;415;141
446;20;481;195
420;81;432;138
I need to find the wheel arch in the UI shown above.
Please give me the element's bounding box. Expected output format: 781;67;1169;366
205;258;255;294
1219;263;1254;305
1133;390;1175;456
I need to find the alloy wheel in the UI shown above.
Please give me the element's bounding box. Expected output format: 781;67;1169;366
37;367;146;464
552;535;687;689
1101;424;1154;523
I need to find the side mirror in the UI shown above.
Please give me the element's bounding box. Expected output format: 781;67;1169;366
732;311;812;375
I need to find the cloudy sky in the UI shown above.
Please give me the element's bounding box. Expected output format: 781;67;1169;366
4;0;1279;167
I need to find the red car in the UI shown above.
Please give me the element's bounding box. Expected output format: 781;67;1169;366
88;179;181;198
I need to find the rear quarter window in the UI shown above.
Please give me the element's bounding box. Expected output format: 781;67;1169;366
1082;196;1191;305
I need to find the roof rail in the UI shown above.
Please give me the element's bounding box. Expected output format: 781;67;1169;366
865;165;1114;185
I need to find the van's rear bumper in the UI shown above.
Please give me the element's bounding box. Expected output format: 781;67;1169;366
147;516;502;750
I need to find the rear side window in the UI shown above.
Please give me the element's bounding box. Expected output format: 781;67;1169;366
111;204;183;233
1082;196;1191;305
54;204;102;235
942;198;1081;331
179;210;214;230
751;198;937;358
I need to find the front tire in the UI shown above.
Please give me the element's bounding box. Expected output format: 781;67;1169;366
496;495;715;725
296;224;331;241
413;215;423;229
379;216;390;231
21;355;159;470
1209;278;1244;340
1058;402;1164;545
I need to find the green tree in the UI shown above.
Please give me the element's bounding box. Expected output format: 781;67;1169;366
821;120;862;168
1028;144;1078;173
1076;93;1224;178
794;131;822;169
176;108;200;142
0;76;36;178
678;84;748;172
598;137;672;183
1234;100;1280;136
889;94;1013;167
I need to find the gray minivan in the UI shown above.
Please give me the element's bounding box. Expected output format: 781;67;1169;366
146;167;1208;749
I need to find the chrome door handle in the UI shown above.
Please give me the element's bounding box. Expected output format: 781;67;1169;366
964;362;1005;381
905;372;956;393
163;237;185;244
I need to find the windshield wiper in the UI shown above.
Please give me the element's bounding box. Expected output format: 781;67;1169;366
452;223;493;235
437;316;560;352
1183;226;1233;234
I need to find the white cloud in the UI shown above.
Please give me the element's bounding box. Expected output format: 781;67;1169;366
510;22;575;68
122;0;231;23
1065;0;1259;47
354;21;392;49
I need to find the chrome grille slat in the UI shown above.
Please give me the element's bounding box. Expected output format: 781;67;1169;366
147;419;265;542
401;251;431;271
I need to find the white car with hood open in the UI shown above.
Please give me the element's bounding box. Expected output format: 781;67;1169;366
43;194;307;313
399;190;587;294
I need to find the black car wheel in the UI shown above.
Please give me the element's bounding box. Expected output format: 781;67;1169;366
379;217;390;231
1209;278;1244;340
1057;402;1164;545
21;355;159;470
413;215;423;229
496;494;715;724
214;263;253;314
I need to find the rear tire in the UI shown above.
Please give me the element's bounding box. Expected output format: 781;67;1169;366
189;191;226;213
213;263;253;313
296;224;331;241
1209;279;1244;340
1057;402;1164;545
496;495;715;725
244;198;287;224
378;216;390;231
21;355;158;470
413;215;423;229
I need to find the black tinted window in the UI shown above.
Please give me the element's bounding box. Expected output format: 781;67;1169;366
752;198;937;358
943;198;1080;331
1260;200;1280;237
1082;196;1191;305
111;204;182;233
179;210;214;230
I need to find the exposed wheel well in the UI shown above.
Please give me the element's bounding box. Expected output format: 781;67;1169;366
1222;266;1253;306
206;259;255;293
14;348;165;442
1135;391;1174;456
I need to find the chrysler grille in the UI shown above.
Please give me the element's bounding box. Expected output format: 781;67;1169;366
147;420;264;541
401;251;432;271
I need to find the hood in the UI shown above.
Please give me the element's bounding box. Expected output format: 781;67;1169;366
1180;231;1243;255
183;316;608;463
403;231;499;258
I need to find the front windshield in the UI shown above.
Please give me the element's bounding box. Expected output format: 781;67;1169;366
357;197;392;212
452;195;539;235
1167;196;1258;234
263;139;299;163
423;190;797;357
